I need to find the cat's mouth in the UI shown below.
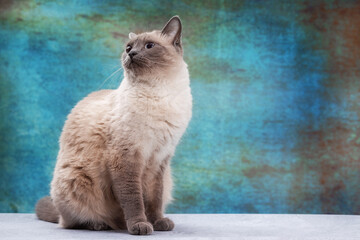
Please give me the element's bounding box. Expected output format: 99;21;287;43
122;56;148;76
123;56;145;70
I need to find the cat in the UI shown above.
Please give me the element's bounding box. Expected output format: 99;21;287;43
35;16;192;235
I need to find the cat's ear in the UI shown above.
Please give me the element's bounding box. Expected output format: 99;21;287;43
161;16;182;50
129;32;137;40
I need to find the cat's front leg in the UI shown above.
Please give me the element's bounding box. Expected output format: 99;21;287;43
145;159;175;231
109;152;153;235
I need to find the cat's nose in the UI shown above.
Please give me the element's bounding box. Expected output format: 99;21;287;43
128;51;138;59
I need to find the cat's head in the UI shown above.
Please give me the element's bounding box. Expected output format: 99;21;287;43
121;16;184;79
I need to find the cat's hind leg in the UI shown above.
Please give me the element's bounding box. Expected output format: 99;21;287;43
52;169;115;231
56;201;112;231
59;215;110;230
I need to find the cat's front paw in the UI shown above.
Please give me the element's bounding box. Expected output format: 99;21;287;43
153;217;174;231
128;221;153;235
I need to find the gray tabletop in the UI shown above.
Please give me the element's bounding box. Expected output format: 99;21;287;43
1;214;359;240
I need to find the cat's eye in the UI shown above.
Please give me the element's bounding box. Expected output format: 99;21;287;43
126;45;132;53
145;42;155;49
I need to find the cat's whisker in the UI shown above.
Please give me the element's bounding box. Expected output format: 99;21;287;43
134;58;153;70
96;67;123;90
140;57;173;67
107;72;122;88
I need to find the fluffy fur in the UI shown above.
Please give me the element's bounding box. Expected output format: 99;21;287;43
36;16;192;235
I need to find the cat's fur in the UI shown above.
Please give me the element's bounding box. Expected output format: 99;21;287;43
35;16;192;235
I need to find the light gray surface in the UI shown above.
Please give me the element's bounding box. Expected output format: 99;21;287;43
0;214;359;240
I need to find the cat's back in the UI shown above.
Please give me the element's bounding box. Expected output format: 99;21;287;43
59;89;115;157
71;89;114;117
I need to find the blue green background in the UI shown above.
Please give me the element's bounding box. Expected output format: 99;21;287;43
1;0;360;214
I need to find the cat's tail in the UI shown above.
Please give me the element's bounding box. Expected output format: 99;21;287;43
35;196;59;223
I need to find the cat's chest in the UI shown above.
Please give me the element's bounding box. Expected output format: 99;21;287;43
114;87;192;159
138;91;191;138
126;87;191;127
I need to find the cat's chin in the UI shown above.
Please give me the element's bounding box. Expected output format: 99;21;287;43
124;66;141;77
123;67;149;80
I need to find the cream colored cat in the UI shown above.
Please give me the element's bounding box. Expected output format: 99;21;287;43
35;16;192;235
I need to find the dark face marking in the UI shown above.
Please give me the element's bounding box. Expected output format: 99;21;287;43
122;36;171;77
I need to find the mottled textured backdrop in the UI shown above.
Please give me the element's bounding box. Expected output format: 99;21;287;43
1;0;359;214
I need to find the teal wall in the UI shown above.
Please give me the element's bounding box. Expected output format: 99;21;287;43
1;0;360;214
